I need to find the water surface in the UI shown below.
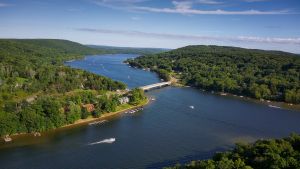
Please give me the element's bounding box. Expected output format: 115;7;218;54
65;54;160;88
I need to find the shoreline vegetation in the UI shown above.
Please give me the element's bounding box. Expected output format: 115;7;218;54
172;75;300;111
2;97;149;143
61;97;149;129
126;45;300;110
0;39;149;142
127;63;300;111
164;133;300;169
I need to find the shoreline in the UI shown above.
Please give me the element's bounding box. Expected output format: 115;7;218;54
2;98;150;142
132;64;300;111
61;98;149;129
127;64;299;111
178;84;300;111
166;73;300;111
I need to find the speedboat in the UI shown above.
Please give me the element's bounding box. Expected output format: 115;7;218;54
268;105;281;109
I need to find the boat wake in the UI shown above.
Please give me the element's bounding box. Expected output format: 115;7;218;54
88;138;116;145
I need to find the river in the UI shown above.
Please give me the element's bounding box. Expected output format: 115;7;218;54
0;54;300;169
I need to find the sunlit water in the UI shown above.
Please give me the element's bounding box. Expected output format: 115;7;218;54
1;54;299;169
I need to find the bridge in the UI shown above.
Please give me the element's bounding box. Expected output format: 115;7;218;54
139;81;172;91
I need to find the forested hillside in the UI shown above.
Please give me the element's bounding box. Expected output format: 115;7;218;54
165;134;300;169
127;45;300;103
0;39;127;136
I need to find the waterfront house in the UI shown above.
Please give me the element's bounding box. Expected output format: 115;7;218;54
82;104;95;112
119;97;129;105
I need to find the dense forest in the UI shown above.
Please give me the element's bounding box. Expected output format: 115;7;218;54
0;39;145;137
127;45;300;103
165;133;300;169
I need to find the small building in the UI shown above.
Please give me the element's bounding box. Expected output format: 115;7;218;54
26;96;37;103
119;97;129;105
82;104;95;112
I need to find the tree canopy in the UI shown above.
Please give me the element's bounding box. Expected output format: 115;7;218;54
0;39;127;136
127;45;300;103
165;133;300;169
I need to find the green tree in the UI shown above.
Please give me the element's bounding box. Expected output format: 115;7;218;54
81;107;90;119
66;102;81;124
129;88;145;105
0;112;19;136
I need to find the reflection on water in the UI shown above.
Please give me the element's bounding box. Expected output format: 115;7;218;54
1;54;300;169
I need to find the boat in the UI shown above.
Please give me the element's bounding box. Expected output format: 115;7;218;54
88;138;116;145
89;120;107;125
4;135;12;142
65;59;75;63
88;121;98;125
189;105;194;109
33;132;41;137
268;105;281;109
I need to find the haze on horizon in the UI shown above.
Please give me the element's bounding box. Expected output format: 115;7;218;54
0;0;300;53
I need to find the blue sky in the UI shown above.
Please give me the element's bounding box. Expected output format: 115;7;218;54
0;0;300;53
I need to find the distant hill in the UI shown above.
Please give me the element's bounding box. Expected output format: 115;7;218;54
0;39;104;62
127;45;300;103
88;45;170;55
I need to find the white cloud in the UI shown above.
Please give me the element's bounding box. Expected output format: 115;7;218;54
133;5;289;15
93;0;291;15
172;1;193;10
243;0;270;2
0;3;11;7
76;28;300;45
197;0;222;5
92;0;148;6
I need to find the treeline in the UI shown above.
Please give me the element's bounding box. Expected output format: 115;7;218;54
0;88;145;136
127;45;300;103
0;39;128;136
165;133;300;169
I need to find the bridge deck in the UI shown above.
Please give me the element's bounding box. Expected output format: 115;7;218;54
140;81;171;91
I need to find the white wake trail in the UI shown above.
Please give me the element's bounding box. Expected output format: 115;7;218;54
88;138;116;145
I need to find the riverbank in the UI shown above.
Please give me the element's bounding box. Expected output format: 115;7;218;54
1;98;150;143
177;84;300;111
61;98;149;129
167;73;300;111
